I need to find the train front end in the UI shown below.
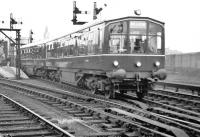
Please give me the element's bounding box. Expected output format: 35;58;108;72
101;17;166;99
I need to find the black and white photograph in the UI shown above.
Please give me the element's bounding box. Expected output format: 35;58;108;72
0;0;200;137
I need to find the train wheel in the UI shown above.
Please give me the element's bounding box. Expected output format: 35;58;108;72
120;90;125;95
105;90;115;99
112;90;116;98
136;91;145;100
105;90;112;99
91;87;97;94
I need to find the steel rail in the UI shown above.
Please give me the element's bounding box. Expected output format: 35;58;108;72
156;81;200;96
0;93;74;137
0;79;176;137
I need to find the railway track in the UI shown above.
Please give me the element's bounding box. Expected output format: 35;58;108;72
156;81;200;96
150;82;200;116
124;86;200;137
148;89;200;113
1;78;200;136
0;78;188;137
0;93;74;137
43;78;200;137
133;83;200;137
144;85;200;118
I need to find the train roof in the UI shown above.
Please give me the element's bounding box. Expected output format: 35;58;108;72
21;16;164;49
105;16;164;25
68;16;164;33
21;39;49;49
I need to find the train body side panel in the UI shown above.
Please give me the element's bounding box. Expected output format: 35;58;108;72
22;55;165;71
21;54;164;83
22;54;164;71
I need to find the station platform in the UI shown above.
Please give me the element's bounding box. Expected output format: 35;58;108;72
0;66;29;79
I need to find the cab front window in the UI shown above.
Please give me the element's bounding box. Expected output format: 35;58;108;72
148;22;163;54
108;21;128;53
129;21;163;54
107;19;164;54
129;21;147;54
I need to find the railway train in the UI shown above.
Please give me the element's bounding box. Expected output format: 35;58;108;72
20;16;167;99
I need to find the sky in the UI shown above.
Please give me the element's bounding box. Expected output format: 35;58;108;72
0;0;200;53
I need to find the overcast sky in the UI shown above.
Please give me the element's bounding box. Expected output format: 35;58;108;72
0;0;199;53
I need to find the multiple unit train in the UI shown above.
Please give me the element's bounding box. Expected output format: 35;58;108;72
20;16;167;99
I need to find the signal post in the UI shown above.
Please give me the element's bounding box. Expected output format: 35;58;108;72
0;13;22;79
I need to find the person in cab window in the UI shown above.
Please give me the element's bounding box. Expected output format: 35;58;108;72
130;39;135;53
134;38;144;53
141;39;147;53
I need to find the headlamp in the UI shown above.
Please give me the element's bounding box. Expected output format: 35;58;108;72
155;61;160;67
136;61;142;67
113;60;119;67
